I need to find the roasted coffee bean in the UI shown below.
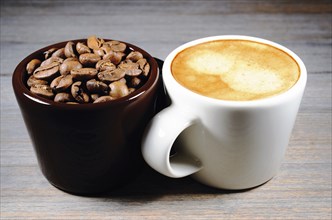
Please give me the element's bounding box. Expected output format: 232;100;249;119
110;41;126;52
98;68;126;83
50;74;73;92
26;59;41;74
86;79;109;94
44;48;57;59
55;75;73;92
93;96;114;103
87;35;104;50
64;57;79;62
60;60;83;75
54;92;72;103
30;84;54;99
52;48;66;59
128;88;136;94
124;68;142;76
50;75;63;89
40;57;64;67
101;44;112;54
102;41;114;47
79;53;101;67
25;36;151;104
103;51;125;65
119;60;142;76
27;75;48;87
136;58;147;67
118;78;127;84
109;80;129;99
126;51;143;62
90;94;100;102
119;60;139;70
94;48;105;57
71;68;98;80
71;81;89;103
128;77;142;88
33;62;60;80
76;42;91;54
137;58;150;77
95;60;116;71
64;41;76;58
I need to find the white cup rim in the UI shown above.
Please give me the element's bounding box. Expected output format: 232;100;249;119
163;35;307;108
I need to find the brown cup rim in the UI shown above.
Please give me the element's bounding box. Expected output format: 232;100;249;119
12;39;159;110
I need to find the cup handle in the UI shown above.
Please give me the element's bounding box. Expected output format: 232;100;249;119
142;105;203;178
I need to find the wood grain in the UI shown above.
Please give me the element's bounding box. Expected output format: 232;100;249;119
1;0;331;219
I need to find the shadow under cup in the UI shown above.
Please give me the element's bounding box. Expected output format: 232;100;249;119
12;39;160;195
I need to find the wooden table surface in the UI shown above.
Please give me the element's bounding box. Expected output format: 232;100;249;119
1;1;331;219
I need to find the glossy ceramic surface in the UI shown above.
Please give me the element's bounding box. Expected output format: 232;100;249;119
142;36;307;190
13;39;161;195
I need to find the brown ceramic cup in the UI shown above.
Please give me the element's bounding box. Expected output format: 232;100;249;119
12;39;160;195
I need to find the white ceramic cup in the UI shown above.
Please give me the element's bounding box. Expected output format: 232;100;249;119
142;35;307;190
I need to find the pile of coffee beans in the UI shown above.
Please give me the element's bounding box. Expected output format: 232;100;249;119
25;36;150;104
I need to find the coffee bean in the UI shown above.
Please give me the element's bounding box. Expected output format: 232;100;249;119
76;42;91;55
56;75;73;92
142;63;150;77
44;48;57;59
109;80;129;99
30;84;54;99
128;88;136;94
79;53;101;67
103;51;125;65
26;59;41;75
101;44;112;54
54;92;72;103
50;74;73;92
87;35;104;50
93;48;105;57
128;77;142;88
124;69;142;77
95;60;116;71
86;79;109;94
90;94;100;102
50;75;64;90
98;68;126;83
118;60;139;70
137;58;150;77
118;78;127;84
126;51;143;62
110;41;126;52
93;95;114;103
64;57;79;62
71;68;98;80
119;60;142;76
64;41;76;58
71;81;89;103
59;60;83;75
33;62;60;80
40;57;64;67
102;41;114;47
52;48;66;59
27;75;48;87
24;36;151;104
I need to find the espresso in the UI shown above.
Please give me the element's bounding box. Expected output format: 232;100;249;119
171;40;300;101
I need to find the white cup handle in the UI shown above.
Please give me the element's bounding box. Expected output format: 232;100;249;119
142;105;203;178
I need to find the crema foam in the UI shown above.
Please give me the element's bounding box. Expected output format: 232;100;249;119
171;40;300;101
